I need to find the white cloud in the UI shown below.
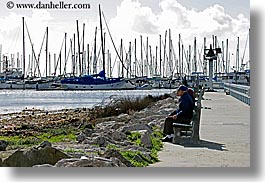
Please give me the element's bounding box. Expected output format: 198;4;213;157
158;0;191;29
107;0;250;74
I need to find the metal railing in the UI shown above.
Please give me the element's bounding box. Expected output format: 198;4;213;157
224;83;250;105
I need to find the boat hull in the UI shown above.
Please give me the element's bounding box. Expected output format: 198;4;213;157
61;80;135;90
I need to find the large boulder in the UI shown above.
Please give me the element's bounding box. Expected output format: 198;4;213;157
141;133;152;148
54;156;125;167
118;124;152;134
103;149;134;167
2;146;71;167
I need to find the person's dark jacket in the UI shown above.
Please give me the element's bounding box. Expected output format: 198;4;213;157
176;92;195;119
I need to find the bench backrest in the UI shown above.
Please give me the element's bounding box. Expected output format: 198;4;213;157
192;89;202;143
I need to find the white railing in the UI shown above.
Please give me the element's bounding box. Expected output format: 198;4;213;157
224;83;250;105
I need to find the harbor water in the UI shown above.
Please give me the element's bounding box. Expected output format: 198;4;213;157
0;89;174;114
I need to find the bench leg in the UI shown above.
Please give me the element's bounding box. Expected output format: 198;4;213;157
172;127;181;144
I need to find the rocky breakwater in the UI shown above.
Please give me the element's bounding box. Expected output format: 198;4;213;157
0;94;178;167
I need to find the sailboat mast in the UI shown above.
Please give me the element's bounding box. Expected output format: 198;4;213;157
226;39;229;73
82;23;85;75
163;30;167;77
181;44;184;75
134;38;137;77
87;44;89;75
93;27;97;74
49;52;51;76
194;37;197;73
73;33;76;76
203;37;207;75
140;35;143;77
146;37;148;77
236;37;239;72
99;4;105;75
178;34;181;76
0;44;2;73
129;41;131;78
168;29;172;76
103;32;106;72
22;17;26;79
46;27;48;77
76;20;81;76
155;45;158;76
64;32;67;76
159;34;162;77
120;39;124;77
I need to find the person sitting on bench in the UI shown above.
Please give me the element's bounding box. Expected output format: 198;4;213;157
162;85;195;142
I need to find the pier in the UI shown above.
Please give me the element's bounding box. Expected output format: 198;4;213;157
149;91;250;167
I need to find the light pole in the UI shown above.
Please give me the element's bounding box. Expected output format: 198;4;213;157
204;44;221;91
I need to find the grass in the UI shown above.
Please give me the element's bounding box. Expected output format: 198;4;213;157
0;127;78;149
122;129;163;167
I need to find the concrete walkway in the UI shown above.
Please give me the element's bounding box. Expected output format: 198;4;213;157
149;92;250;167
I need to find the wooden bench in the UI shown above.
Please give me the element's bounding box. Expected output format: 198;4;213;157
172;89;202;144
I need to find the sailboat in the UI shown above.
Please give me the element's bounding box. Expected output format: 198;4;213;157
61;69;135;90
60;5;136;90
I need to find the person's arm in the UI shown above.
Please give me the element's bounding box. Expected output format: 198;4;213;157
176;96;192;118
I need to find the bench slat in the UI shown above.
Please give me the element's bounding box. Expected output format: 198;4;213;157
172;123;192;128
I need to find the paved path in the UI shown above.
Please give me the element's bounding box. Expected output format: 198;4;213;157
149;92;250;167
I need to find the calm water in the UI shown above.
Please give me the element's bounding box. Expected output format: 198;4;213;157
0;89;174;114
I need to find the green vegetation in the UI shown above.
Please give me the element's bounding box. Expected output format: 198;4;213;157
0;135;40;147
122;129;163;167
127;131;142;146
121;150;155;167
106;144;119;150
0;128;78;149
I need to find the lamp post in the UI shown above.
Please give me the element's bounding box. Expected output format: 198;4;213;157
204;44;221;91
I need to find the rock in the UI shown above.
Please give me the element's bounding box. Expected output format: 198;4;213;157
82;138;94;145
77;128;94;143
110;157;127;167
119;124;153;134
2;146;71;167
77;133;86;143
95;121;118;131
80;156;88;160
54;156;123;167
141;133;152;148
139;115;165;124
92;136;108;147
110;131;127;141
33;164;54;167
0;158;2;167
103;149;134;167
83;123;94;129
37;140;52;149
83;128;94;137
0;140;8;151
133;154;145;163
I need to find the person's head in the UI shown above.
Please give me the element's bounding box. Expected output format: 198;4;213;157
176;85;188;96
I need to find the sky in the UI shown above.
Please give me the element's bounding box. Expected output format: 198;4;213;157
0;0;250;77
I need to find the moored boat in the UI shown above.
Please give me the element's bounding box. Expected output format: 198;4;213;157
60;70;135;90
